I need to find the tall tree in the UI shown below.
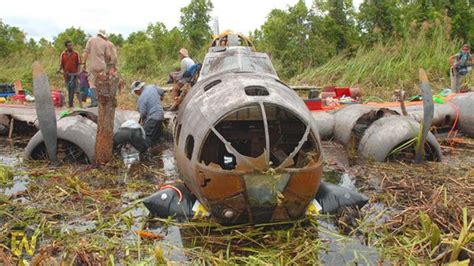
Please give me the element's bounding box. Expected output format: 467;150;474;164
180;0;213;52
358;0;402;42
53;27;87;50
0;20;27;57
313;0;358;52
147;22;168;58
260;0;317;78
108;33;125;47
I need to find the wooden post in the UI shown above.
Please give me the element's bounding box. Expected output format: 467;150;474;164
8;118;14;140
94;73;118;164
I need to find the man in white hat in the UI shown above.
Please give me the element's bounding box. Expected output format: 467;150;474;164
82;29;118;107
131;80;165;148
169;48;195;110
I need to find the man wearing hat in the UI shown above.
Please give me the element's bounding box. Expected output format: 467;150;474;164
82;29;118;107
449;43;472;92
169;48;195;110
131;81;165;148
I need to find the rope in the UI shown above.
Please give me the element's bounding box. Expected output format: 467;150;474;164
447;102;462;150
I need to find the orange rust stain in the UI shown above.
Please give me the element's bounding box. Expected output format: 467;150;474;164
196;165;244;201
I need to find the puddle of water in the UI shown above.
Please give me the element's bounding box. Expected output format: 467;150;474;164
0;138;29;198
322;170;356;190
317;219;383;264
0;175;29;197
120;191;188;262
161;148;178;177
144;224;188;262
61;220;97;234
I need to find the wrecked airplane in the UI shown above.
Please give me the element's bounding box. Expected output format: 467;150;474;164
143;33;368;224
4;32;472;225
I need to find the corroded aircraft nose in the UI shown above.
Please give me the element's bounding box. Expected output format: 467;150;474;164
173;47;323;224
191;102;323;224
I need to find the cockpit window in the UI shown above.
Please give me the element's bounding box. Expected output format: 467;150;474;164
200;50;277;78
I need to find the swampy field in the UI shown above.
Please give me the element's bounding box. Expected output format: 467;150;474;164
0;133;472;265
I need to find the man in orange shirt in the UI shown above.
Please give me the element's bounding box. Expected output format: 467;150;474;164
59;40;82;108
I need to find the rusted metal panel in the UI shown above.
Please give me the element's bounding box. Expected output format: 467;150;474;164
196;165;244;201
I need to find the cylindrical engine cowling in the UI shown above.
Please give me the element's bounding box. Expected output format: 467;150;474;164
358;116;442;162
451;92;474;137
333;105;375;145
25;116;97;162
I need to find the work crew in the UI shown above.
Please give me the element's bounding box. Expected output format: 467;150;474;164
169;48;195;111
131;81;165;149
449;44;472;93
82;29;118;105
59;40;82;108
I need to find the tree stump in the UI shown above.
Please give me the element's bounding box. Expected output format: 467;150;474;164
94;73;118;164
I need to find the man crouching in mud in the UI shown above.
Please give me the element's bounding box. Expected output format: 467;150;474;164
131;81;165;150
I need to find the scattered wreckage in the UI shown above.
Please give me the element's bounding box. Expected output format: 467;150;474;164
1;32;473;225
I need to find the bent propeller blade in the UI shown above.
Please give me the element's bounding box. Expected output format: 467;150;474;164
415;69;434;163
32;61;57;162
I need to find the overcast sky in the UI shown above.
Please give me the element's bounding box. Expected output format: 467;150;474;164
1;0;362;41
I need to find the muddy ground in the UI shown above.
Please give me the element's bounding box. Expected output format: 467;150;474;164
0;133;473;265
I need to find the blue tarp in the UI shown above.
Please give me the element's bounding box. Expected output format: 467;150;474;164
0;93;15;98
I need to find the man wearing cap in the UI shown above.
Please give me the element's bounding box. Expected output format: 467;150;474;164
82;29;118;106
169;48;195;110
131;81;165;148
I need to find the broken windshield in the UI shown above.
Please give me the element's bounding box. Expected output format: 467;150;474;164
200;51;278;78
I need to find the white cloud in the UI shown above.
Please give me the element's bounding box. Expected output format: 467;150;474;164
1;0;362;40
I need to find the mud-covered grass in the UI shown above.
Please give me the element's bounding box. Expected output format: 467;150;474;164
0;137;473;264
352;144;474;264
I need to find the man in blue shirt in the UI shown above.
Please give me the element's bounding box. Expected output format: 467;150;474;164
131;81;165;148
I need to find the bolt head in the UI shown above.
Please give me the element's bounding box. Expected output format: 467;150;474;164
223;209;234;219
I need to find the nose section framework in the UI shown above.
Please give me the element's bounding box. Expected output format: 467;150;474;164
174;71;323;224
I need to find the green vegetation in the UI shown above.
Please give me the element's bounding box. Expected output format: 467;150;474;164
291;21;474;98
1;0;473;96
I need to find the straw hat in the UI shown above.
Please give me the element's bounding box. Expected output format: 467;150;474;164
97;29;107;38
179;48;189;57
131;80;145;92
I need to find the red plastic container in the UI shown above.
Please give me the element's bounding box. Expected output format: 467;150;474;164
11;94;25;103
334;87;351;98
51;90;64;107
304;99;323;110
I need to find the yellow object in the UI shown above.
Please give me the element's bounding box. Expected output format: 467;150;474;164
0;97;5;103
155;246;167;264
306;199;322;216
192;201;210;219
